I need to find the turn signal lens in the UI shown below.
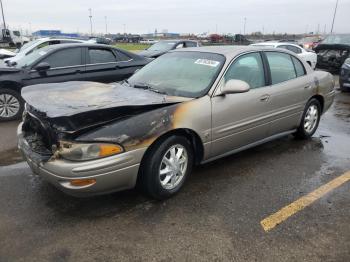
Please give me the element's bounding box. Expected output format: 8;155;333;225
70;179;96;187
99;144;123;157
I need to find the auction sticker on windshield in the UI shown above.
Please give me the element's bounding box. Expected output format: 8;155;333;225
195;59;220;67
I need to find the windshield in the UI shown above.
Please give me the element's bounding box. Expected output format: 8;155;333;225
128;51;225;98
15;47;49;68
321;35;350;45
147;41;176;51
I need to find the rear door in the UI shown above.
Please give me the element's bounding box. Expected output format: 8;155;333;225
83;47;134;83
211;52;272;157
263;51;312;135
24;47;86;85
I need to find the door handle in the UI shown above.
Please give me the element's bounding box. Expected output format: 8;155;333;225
75;69;81;73
260;94;270;102
304;85;311;89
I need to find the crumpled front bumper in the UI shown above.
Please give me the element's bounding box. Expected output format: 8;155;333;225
17;123;147;197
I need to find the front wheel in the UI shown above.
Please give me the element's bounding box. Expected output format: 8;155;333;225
0;88;24;121
294;98;321;139
139;136;194;200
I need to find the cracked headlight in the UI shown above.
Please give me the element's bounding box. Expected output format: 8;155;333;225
58;141;124;161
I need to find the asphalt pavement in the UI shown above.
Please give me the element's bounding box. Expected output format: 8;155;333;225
0;82;349;261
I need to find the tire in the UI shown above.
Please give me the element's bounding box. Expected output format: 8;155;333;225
139;135;194;200
294;98;321;139
0;88;24;121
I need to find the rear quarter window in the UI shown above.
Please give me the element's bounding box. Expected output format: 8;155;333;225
292;56;306;77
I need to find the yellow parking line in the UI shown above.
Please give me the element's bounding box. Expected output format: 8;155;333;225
261;171;350;232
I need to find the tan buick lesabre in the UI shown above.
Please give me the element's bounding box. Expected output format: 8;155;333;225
18;46;335;199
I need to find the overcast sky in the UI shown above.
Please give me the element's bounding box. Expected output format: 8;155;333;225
3;0;350;35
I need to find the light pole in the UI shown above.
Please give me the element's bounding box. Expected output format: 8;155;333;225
243;17;247;35
0;0;7;31
88;8;93;36
104;16;107;35
330;0;339;34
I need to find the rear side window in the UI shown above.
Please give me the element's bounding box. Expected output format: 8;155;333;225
292;57;306;77
224;52;265;89
41;48;82;68
265;52;296;85
287;45;302;54
88;48;116;64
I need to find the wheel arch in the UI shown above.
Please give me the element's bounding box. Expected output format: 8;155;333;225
310;94;324;113
0;81;23;94
140;128;205;168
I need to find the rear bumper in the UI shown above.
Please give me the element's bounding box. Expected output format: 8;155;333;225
17;123;146;197
324;90;335;113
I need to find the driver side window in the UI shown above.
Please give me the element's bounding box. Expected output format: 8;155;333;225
224;52;266;89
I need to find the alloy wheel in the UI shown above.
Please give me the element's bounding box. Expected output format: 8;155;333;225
0;93;20;118
304;104;319;133
159;144;188;190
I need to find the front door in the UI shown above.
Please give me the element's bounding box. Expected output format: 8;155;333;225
210;52;272;157
24;47;85;85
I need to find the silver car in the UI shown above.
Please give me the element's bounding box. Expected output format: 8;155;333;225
18;46;335;199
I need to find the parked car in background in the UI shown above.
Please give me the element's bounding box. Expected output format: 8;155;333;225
138;40;199;58
314;34;350;72
18;46;334;199
299;36;322;50
340;58;350;91
140;39;158;44
251;42;317;69
0;28;30;48
87;37;112;45
0;43;150;121
2;38;86;64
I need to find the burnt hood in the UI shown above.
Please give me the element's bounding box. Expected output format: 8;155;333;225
315;43;350;52
22;81;190;118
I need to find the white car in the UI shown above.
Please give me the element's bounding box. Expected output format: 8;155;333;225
140;39;158;44
2;38;86;64
251;42;317;69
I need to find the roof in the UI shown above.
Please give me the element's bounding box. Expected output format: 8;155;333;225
159;39;198;43
37;43;113;51
172;45;280;59
251;42;302;48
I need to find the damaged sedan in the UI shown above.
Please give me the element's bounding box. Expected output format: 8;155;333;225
315;34;350;71
18;46;335;199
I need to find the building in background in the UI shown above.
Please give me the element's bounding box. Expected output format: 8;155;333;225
32;30;80;38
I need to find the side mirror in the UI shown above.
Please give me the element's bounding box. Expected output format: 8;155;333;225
34;62;50;72
221;79;250;95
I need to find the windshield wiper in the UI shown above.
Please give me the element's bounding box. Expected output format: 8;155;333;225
133;83;167;95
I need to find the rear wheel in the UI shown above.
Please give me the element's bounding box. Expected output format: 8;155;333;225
294;98;321;139
0;88;24;121
139;135;194;200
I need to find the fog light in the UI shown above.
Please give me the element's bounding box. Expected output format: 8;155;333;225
70;179;96;187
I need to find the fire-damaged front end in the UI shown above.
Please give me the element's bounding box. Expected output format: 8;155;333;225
315;44;350;71
17;81;194;196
